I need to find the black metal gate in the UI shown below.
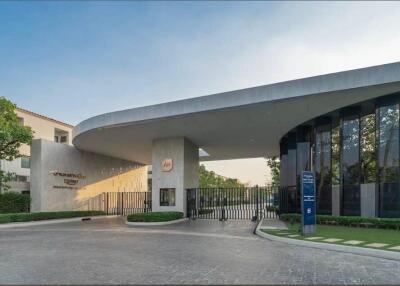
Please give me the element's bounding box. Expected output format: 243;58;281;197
88;192;152;216
186;186;279;220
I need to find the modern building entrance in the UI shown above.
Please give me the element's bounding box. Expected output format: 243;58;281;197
186;186;280;220
30;62;400;216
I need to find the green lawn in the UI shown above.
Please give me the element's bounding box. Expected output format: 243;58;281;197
262;223;400;251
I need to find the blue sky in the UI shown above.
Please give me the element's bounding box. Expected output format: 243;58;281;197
1;1;400;185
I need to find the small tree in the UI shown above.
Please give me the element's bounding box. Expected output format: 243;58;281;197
266;156;280;186
0;97;34;192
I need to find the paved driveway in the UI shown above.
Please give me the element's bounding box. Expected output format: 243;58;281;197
0;217;400;285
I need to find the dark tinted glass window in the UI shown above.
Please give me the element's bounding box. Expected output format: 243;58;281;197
297;127;311;177
378;104;399;217
341;117;360;216
160;188;176;206
296;127;311;213
331;124;340;186
314;126;332;215
361;114;377;184
286;133;297;212
287;133;297;187
342;118;360;185
378;104;399;182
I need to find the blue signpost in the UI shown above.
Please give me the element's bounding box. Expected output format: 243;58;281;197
301;171;316;236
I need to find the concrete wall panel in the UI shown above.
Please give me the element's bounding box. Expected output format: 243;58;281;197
152;137;198;215
31;139;147;212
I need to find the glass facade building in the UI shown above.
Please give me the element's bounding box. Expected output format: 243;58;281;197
279;93;400;218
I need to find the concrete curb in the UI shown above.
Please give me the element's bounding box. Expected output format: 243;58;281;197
125;218;189;226
0;215;117;229
255;218;400;261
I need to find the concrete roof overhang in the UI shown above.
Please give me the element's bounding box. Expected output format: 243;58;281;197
73;62;400;165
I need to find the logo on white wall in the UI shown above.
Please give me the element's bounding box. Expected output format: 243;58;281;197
161;159;173;172
49;170;86;190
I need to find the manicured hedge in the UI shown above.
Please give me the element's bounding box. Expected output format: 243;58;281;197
280;213;400;230
127;211;183;222
198;209;214;215
0;211;105;224
0;192;31;213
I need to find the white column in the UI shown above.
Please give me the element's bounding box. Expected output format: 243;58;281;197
151;137;199;216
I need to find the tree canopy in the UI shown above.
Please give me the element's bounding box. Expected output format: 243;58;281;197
266;156;280;186
0;97;34;190
199;164;247;188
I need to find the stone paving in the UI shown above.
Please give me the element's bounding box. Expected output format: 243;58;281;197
324;238;343;243
305;236;324;240
343;240;365;245
1;218;400;284
365;243;389;248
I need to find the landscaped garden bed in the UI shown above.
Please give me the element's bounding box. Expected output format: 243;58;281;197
0;192;31;213
280;213;400;230
0;211;106;224
127;211;184;222
262;222;400;252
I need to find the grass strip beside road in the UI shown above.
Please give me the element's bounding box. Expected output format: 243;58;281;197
262;223;400;251
0;211;106;224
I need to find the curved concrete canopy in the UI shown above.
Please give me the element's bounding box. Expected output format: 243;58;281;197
73;62;400;165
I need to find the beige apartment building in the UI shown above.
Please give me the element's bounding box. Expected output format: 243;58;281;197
2;107;149;212
0;108;73;194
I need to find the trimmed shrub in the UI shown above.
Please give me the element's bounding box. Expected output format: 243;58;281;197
0;192;31;213
198;209;214;215
127;211;183;222
280;213;400;230
0;210;105;224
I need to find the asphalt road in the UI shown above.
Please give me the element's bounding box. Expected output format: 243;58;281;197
0;217;400;285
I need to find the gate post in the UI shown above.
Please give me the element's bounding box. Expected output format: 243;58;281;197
256;185;259;220
106;193;109;215
121;192;124;216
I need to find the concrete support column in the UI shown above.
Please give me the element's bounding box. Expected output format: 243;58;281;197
151;137;199;216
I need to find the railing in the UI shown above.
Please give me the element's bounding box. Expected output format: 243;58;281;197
187;186;280;220
88;192;152;216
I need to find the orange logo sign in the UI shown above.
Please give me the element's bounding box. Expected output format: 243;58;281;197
161;159;173;172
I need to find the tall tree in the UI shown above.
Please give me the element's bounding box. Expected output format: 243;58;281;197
0;97;34;191
199;164;247;188
266;156;280;186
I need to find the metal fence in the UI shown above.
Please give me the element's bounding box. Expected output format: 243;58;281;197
88;192;152;216
187;186;280;220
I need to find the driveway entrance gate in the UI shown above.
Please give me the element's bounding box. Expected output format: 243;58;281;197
186;186;279;220
88;192;152;216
